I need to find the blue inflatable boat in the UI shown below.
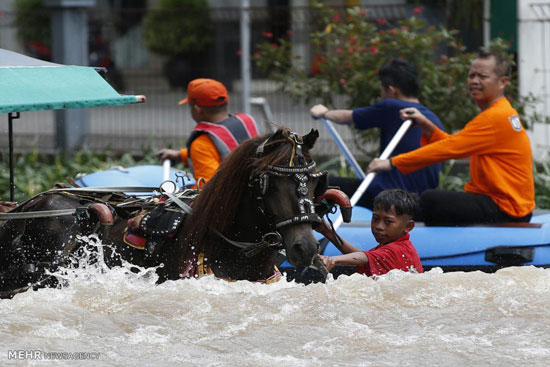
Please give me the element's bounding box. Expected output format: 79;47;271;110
280;206;550;282
74;165;195;194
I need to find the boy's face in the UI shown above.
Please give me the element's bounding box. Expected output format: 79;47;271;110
371;205;414;244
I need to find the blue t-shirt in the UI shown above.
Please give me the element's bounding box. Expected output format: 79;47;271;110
352;99;444;195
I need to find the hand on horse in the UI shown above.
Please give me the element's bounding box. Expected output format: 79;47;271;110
157;149;181;164
318;254;336;272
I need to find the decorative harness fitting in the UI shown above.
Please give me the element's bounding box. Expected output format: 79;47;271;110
259;162;324;229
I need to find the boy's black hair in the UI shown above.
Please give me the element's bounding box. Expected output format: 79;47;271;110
373;189;419;218
378;58;420;98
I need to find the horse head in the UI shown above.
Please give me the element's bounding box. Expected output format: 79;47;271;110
249;128;326;268
177;128;329;280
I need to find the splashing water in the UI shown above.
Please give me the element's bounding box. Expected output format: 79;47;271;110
1;235;550;366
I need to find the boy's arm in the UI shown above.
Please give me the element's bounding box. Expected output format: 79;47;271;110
319;252;368;271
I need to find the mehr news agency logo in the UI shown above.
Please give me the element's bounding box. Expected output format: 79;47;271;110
8;350;100;360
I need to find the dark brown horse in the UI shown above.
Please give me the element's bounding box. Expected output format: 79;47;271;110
0;128;350;296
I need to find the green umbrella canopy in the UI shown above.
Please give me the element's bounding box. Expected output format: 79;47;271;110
0;48;145;113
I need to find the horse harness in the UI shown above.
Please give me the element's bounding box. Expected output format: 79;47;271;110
215;132;329;257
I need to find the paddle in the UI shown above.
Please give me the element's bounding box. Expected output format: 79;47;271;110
328;118;414;231
320;117;365;179
162;159;171;182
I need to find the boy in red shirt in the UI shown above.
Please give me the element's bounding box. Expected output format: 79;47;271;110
317;189;423;276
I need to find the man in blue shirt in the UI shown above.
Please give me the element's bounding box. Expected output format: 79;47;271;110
310;58;444;209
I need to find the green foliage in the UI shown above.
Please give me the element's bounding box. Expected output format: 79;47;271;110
14;0;51;49
316;156;358;178
142;0;213;57
0;150;157;202
254;3;534;134
534;161;550;209
437;160;470;192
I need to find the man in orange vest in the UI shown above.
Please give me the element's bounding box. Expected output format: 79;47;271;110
368;51;535;225
158;78;259;186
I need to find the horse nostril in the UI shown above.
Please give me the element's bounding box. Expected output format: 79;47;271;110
289;239;317;267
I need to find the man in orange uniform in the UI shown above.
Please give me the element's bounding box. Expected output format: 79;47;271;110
368;51;535;225
158;78;259;185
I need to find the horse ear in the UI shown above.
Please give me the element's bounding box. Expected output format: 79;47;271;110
271;129;286;141
257;129;286;156
303;129;319;150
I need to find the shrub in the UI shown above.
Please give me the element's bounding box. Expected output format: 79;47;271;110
142;0;213;57
0;150;157;202
254;3;533;137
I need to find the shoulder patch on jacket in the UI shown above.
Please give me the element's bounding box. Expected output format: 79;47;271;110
508;115;522;132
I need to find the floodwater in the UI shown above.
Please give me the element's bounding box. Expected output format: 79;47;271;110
1;237;550;367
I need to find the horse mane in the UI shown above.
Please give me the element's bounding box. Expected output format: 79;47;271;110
179;127;313;263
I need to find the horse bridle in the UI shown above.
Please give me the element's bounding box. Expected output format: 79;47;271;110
254;161;325;229
218;132;327;257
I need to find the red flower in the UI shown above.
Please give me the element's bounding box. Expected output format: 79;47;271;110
337;47;343;54
339;78;346;85
389;29;397;35
369;45;379;54
26;41;51;56
254;52;262;57
236;49;242;56
333;14;341;23
262;32;273;38
271;43;278;48
358;9;367;15
413;6;424;15
401;26;408;31
376;18;387;25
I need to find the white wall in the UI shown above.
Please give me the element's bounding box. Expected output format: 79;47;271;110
518;0;550;160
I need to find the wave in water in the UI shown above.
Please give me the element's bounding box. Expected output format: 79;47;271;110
1;235;550;366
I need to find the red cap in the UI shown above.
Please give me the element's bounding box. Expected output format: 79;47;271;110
178;78;229;107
